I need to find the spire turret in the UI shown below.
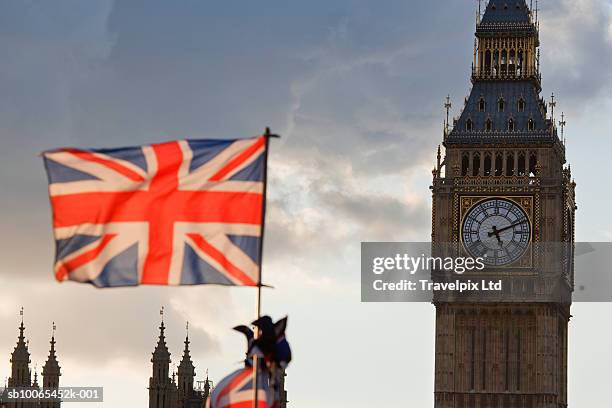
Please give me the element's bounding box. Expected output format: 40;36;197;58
204;371;211;396
445;0;561;145
472;0;540;88
148;309;176;408
177;322;196;398
152;320;171;367
42;322;61;389
32;366;39;388
480;0;533;25
9;309;31;388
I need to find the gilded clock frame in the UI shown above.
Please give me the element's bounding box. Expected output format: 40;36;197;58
458;195;535;269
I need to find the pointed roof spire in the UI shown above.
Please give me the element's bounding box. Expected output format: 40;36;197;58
43;322;61;376
152;312;171;363
33;365;39;387
481;0;531;24
182;323;191;357
204;369;211;394
19;307;25;341
12;309;31;364
178;321;195;376
477;0;538;38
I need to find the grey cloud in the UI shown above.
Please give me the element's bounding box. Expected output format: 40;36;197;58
0;279;224;372
315;188;430;240
540;0;612;111
2;1;610;406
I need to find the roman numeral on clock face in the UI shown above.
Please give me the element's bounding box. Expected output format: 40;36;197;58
462;198;531;266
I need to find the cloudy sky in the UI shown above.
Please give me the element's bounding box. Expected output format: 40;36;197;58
1;0;611;406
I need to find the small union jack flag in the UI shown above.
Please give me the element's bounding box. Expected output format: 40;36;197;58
207;367;273;408
42;136;267;287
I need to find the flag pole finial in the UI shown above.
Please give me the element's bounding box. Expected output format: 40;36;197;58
263;127;280;139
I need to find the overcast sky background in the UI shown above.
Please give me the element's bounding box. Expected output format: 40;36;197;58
0;0;611;406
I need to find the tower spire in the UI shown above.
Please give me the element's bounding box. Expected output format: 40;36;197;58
549;93;556;122
42;320;62;407
444;95;452;135
33;364;39;387
9;309;32;388
559;112;567;144
149;315;173;408
178;321;196;398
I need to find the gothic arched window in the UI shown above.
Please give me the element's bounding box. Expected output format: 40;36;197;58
495;152;503;176
529;152;537;176
528;118;535;131
518;152;526;176
472;153;481;177
486;118;493;132
466;118;473;131
498;98;505;112
462;154;469;176
479;98;486;112
518;98;526;112
508;118;515;131
506;152;514;176
484;153;492;176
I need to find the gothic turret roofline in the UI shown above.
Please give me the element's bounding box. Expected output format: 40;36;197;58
445;80;559;145
477;0;538;38
152;320;171;363
445;0;558;145
11;320;31;364
42;329;61;376
148;316;210;407
178;329;195;374
479;1;532;25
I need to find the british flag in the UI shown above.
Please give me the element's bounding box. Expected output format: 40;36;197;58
42;136;267;287
207;367;273;408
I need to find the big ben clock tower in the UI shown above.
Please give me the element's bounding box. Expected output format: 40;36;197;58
431;1;576;407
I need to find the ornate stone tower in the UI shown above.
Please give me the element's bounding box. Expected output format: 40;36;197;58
176;328;196;408
149;319;176;408
8;320;31;390
148;317;208;408
431;1;576;407
41;324;62;408
7;314;36;408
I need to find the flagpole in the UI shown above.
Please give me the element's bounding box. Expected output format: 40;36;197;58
253;127;278;408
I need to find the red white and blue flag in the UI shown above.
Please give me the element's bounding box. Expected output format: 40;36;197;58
207;367;272;408
42;137;266;288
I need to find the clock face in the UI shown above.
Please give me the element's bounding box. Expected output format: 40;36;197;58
461;198;531;266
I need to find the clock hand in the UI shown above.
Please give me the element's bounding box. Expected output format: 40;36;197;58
494;230;503;247
488;219;528;236
487;226;504;246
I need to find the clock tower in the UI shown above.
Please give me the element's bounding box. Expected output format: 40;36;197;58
431;1;576;407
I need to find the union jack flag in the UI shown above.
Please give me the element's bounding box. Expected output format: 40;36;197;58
207;367;273;408
42;136;267;287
